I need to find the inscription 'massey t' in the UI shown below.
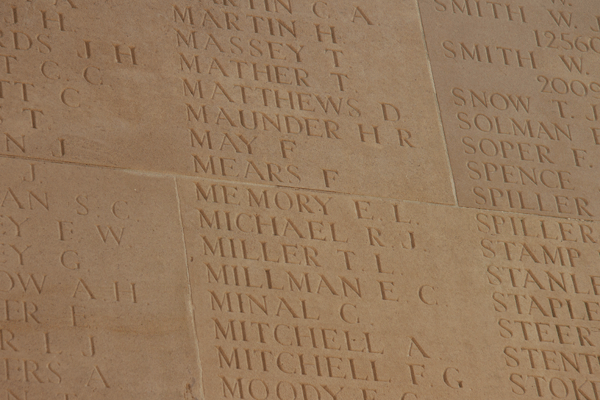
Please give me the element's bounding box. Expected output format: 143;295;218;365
169;0;454;203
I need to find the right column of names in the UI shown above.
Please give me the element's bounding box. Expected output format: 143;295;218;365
419;0;600;219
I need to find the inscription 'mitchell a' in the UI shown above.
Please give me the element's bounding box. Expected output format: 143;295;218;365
4;1;600;400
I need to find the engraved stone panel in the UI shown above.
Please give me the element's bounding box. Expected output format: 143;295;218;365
175;177;477;400
177;176;600;399
0;158;200;400
6;1;600;400
419;0;600;218
0;0;455;205
475;209;600;400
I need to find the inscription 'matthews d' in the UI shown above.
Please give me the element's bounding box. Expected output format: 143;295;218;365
0;0;455;204
4;1;600;400
419;0;600;218
167;0;455;203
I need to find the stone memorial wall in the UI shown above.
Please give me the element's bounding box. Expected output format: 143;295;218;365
1;1;599;400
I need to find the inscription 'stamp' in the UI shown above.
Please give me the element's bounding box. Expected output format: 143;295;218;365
1;1;600;400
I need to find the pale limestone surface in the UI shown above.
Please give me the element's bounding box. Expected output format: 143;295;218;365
2;1;600;400
0;158;201;399
419;0;600;219
0;0;454;204
178;177;600;400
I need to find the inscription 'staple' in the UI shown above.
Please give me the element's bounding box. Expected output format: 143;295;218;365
0;158;200;400
4;1;600;400
176;176;600;400
419;0;600;219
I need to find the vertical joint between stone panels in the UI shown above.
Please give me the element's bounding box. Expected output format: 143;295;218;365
413;0;459;207
173;176;207;400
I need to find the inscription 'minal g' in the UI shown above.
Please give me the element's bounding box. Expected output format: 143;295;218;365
178;176;473;399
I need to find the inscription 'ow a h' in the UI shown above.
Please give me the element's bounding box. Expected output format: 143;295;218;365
72;278;137;303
